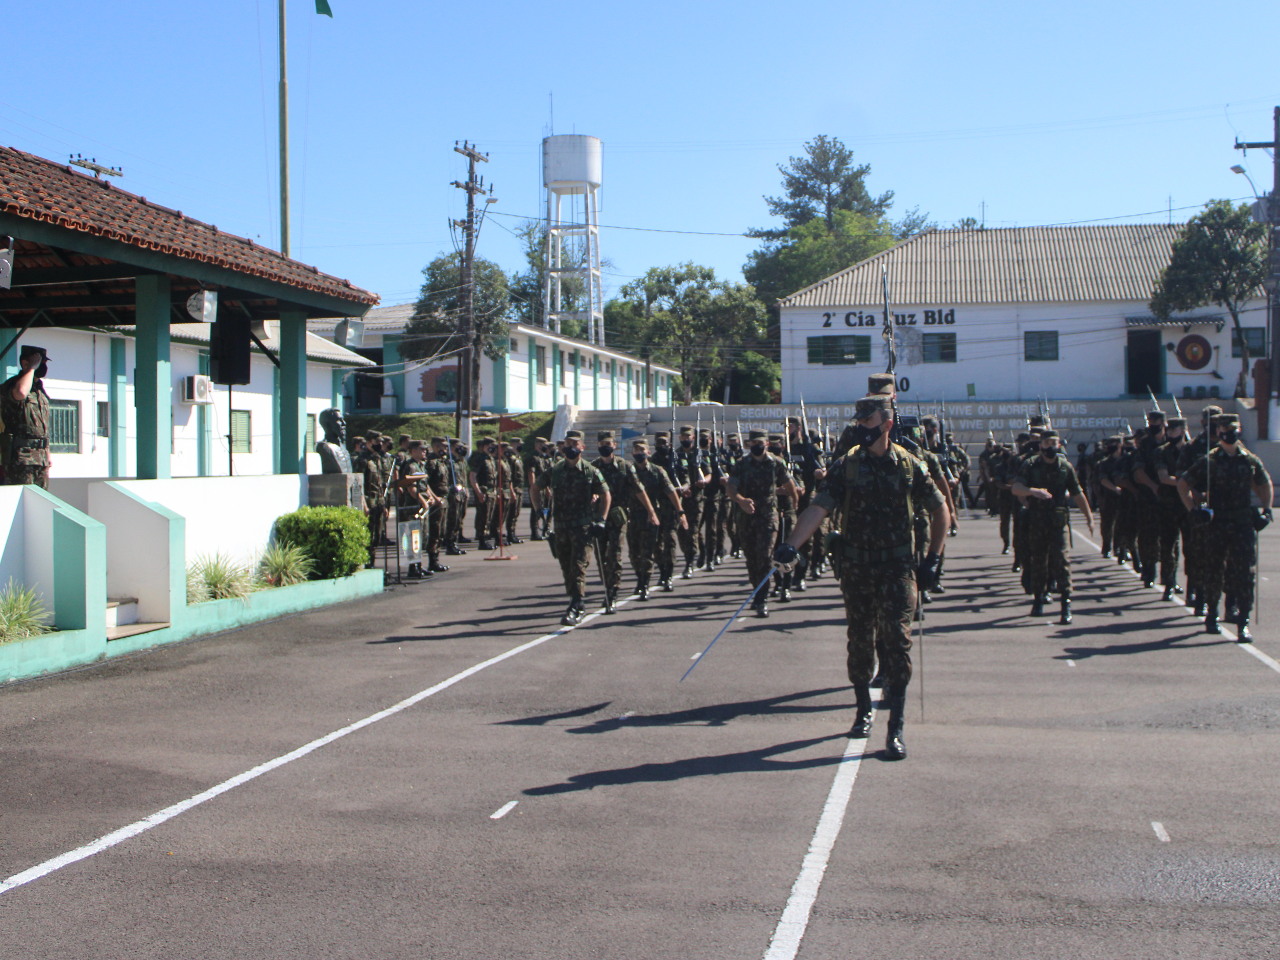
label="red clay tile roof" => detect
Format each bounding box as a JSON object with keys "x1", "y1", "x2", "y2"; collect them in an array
[{"x1": 0, "y1": 145, "x2": 377, "y2": 307}]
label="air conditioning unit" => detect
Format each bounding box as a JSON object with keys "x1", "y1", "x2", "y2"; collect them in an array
[{"x1": 181, "y1": 374, "x2": 214, "y2": 404}]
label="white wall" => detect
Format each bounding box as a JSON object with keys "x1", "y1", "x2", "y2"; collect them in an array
[
  {"x1": 781, "y1": 299, "x2": 1264, "y2": 402},
  {"x1": 0, "y1": 487, "x2": 25, "y2": 594},
  {"x1": 111, "y1": 475, "x2": 306, "y2": 567}
]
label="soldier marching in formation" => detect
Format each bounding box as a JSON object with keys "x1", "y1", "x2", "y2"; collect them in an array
[{"x1": 343, "y1": 380, "x2": 1272, "y2": 763}]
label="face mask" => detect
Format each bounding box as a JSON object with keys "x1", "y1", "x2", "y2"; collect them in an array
[
  {"x1": 768, "y1": 445, "x2": 782, "y2": 455},
  {"x1": 680, "y1": 438, "x2": 693, "y2": 448},
  {"x1": 1041, "y1": 446, "x2": 1059, "y2": 459},
  {"x1": 1221, "y1": 429, "x2": 1240, "y2": 444},
  {"x1": 750, "y1": 443, "x2": 766, "y2": 456},
  {"x1": 633, "y1": 452, "x2": 647, "y2": 463},
  {"x1": 598, "y1": 445, "x2": 613, "y2": 457},
  {"x1": 849, "y1": 423, "x2": 881, "y2": 447},
  {"x1": 564, "y1": 447, "x2": 581, "y2": 460}
]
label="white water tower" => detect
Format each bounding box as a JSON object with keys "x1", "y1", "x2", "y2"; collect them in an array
[{"x1": 542, "y1": 135, "x2": 604, "y2": 344}]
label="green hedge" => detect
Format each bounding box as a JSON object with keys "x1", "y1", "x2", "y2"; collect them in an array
[{"x1": 274, "y1": 506, "x2": 370, "y2": 580}]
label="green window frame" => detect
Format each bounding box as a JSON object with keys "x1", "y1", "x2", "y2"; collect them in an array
[
  {"x1": 1024, "y1": 331, "x2": 1059, "y2": 362},
  {"x1": 1231, "y1": 327, "x2": 1267, "y2": 359},
  {"x1": 230, "y1": 409, "x2": 252, "y2": 453},
  {"x1": 49, "y1": 399, "x2": 80, "y2": 454},
  {"x1": 922, "y1": 332, "x2": 957, "y2": 364},
  {"x1": 96, "y1": 400, "x2": 110, "y2": 438},
  {"x1": 535, "y1": 345, "x2": 548, "y2": 384},
  {"x1": 305, "y1": 413, "x2": 316, "y2": 452},
  {"x1": 806, "y1": 335, "x2": 870, "y2": 365}
]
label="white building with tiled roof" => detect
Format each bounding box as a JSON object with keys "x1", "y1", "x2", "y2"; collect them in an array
[{"x1": 779, "y1": 224, "x2": 1267, "y2": 404}]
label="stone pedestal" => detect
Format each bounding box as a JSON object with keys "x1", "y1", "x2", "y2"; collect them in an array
[{"x1": 308, "y1": 473, "x2": 364, "y2": 509}]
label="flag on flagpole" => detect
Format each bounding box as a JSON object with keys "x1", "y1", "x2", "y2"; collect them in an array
[{"x1": 315, "y1": 0, "x2": 333, "y2": 15}]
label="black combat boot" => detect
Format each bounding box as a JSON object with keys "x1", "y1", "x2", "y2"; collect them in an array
[
  {"x1": 932, "y1": 557, "x2": 946, "y2": 593},
  {"x1": 445, "y1": 542, "x2": 466, "y2": 556},
  {"x1": 1236, "y1": 616, "x2": 1252, "y2": 642},
  {"x1": 1204, "y1": 606, "x2": 1221, "y2": 635},
  {"x1": 604, "y1": 588, "x2": 617, "y2": 615},
  {"x1": 1161, "y1": 583, "x2": 1174, "y2": 602},
  {"x1": 1224, "y1": 595, "x2": 1239, "y2": 624},
  {"x1": 1059, "y1": 595, "x2": 1072, "y2": 625},
  {"x1": 779, "y1": 572, "x2": 792, "y2": 603},
  {"x1": 561, "y1": 597, "x2": 585, "y2": 627},
  {"x1": 682, "y1": 559, "x2": 695, "y2": 580},
  {"x1": 755, "y1": 595, "x2": 769, "y2": 618},
  {"x1": 850, "y1": 684, "x2": 874, "y2": 738},
  {"x1": 637, "y1": 579, "x2": 650, "y2": 601},
  {"x1": 884, "y1": 685, "x2": 907, "y2": 760},
  {"x1": 1030, "y1": 594, "x2": 1045, "y2": 618},
  {"x1": 428, "y1": 555, "x2": 450, "y2": 573}
]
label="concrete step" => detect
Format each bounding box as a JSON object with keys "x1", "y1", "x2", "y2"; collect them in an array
[
  {"x1": 106, "y1": 597, "x2": 139, "y2": 629},
  {"x1": 106, "y1": 621, "x2": 169, "y2": 642}
]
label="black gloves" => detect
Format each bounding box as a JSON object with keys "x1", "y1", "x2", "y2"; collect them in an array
[
  {"x1": 773, "y1": 542, "x2": 798, "y2": 570},
  {"x1": 918, "y1": 552, "x2": 942, "y2": 591}
]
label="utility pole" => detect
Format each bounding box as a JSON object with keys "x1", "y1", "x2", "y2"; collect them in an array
[
  {"x1": 1234, "y1": 106, "x2": 1280, "y2": 437},
  {"x1": 452, "y1": 141, "x2": 492, "y2": 449}
]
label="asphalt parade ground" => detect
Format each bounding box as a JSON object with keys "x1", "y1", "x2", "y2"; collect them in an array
[{"x1": 0, "y1": 512, "x2": 1277, "y2": 959}]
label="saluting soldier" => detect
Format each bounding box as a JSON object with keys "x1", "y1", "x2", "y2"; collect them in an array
[
  {"x1": 627, "y1": 438, "x2": 686, "y2": 598},
  {"x1": 1012, "y1": 429, "x2": 1094, "y2": 624},
  {"x1": 537, "y1": 430, "x2": 610, "y2": 626},
  {"x1": 1178, "y1": 413, "x2": 1273, "y2": 640},
  {"x1": 592, "y1": 431, "x2": 658, "y2": 612},
  {"x1": 729, "y1": 429, "x2": 796, "y2": 618},
  {"x1": 776, "y1": 394, "x2": 947, "y2": 760}
]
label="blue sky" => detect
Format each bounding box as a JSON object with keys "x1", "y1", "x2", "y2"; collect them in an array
[{"x1": 4, "y1": 1, "x2": 1278, "y2": 310}]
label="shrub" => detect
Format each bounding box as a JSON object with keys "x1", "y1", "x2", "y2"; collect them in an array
[
  {"x1": 257, "y1": 541, "x2": 315, "y2": 588},
  {"x1": 0, "y1": 578, "x2": 52, "y2": 642},
  {"x1": 188, "y1": 553, "x2": 255, "y2": 602},
  {"x1": 273, "y1": 506, "x2": 370, "y2": 580}
]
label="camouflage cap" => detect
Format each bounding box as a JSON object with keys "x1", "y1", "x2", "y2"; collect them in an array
[
  {"x1": 1027, "y1": 414, "x2": 1047, "y2": 427},
  {"x1": 597, "y1": 431, "x2": 615, "y2": 442},
  {"x1": 867, "y1": 373, "x2": 896, "y2": 396},
  {"x1": 430, "y1": 435, "x2": 447, "y2": 444},
  {"x1": 787, "y1": 416, "x2": 801, "y2": 426},
  {"x1": 1213, "y1": 413, "x2": 1240, "y2": 427},
  {"x1": 1145, "y1": 410, "x2": 1166, "y2": 422},
  {"x1": 699, "y1": 428, "x2": 712, "y2": 437},
  {"x1": 1040, "y1": 429, "x2": 1059, "y2": 440},
  {"x1": 854, "y1": 395, "x2": 892, "y2": 420},
  {"x1": 534, "y1": 436, "x2": 550, "y2": 444},
  {"x1": 565, "y1": 429, "x2": 584, "y2": 440},
  {"x1": 679, "y1": 424, "x2": 694, "y2": 434},
  {"x1": 768, "y1": 432, "x2": 784, "y2": 443},
  {"x1": 398, "y1": 434, "x2": 412, "y2": 443},
  {"x1": 631, "y1": 437, "x2": 649, "y2": 448},
  {"x1": 921, "y1": 416, "x2": 938, "y2": 426},
  {"x1": 1202, "y1": 404, "x2": 1223, "y2": 420},
  {"x1": 654, "y1": 430, "x2": 671, "y2": 440},
  {"x1": 1166, "y1": 417, "x2": 1186, "y2": 428},
  {"x1": 350, "y1": 435, "x2": 366, "y2": 444},
  {"x1": 727, "y1": 433, "x2": 739, "y2": 440},
  {"x1": 748, "y1": 429, "x2": 767, "y2": 441}
]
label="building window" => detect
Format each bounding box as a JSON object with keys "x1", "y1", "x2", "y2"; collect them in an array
[
  {"x1": 433, "y1": 368, "x2": 458, "y2": 403},
  {"x1": 96, "y1": 400, "x2": 110, "y2": 438},
  {"x1": 49, "y1": 399, "x2": 80, "y2": 454},
  {"x1": 535, "y1": 345, "x2": 548, "y2": 384},
  {"x1": 922, "y1": 332, "x2": 957, "y2": 363},
  {"x1": 806, "y1": 335, "x2": 870, "y2": 365},
  {"x1": 305, "y1": 414, "x2": 316, "y2": 452},
  {"x1": 1232, "y1": 327, "x2": 1267, "y2": 358},
  {"x1": 1024, "y1": 331, "x2": 1059, "y2": 362},
  {"x1": 510, "y1": 337, "x2": 518, "y2": 354},
  {"x1": 231, "y1": 409, "x2": 252, "y2": 453}
]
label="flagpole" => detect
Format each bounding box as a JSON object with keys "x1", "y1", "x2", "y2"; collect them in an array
[{"x1": 278, "y1": 0, "x2": 291, "y2": 258}]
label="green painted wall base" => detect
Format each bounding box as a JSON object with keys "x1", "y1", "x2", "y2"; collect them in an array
[{"x1": 0, "y1": 569, "x2": 385, "y2": 684}]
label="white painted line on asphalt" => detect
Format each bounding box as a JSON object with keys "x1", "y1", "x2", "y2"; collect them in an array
[
  {"x1": 1152, "y1": 821, "x2": 1171, "y2": 842},
  {"x1": 0, "y1": 620, "x2": 586, "y2": 898},
  {"x1": 490, "y1": 801, "x2": 518, "y2": 820},
  {"x1": 763, "y1": 730, "x2": 871, "y2": 960},
  {"x1": 1071, "y1": 525, "x2": 1280, "y2": 677}
]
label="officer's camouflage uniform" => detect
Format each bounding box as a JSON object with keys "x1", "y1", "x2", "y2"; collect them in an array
[
  {"x1": 1133, "y1": 429, "x2": 1167, "y2": 584},
  {"x1": 359, "y1": 449, "x2": 387, "y2": 560},
  {"x1": 1155, "y1": 435, "x2": 1188, "y2": 590},
  {"x1": 501, "y1": 449, "x2": 523, "y2": 544},
  {"x1": 1097, "y1": 449, "x2": 1126, "y2": 556},
  {"x1": 422, "y1": 453, "x2": 451, "y2": 566},
  {"x1": 468, "y1": 446, "x2": 499, "y2": 544},
  {"x1": 699, "y1": 434, "x2": 725, "y2": 567},
  {"x1": 676, "y1": 431, "x2": 705, "y2": 571},
  {"x1": 524, "y1": 444, "x2": 551, "y2": 539},
  {"x1": 815, "y1": 443, "x2": 944, "y2": 691},
  {"x1": 448, "y1": 450, "x2": 470, "y2": 545},
  {"x1": 1182, "y1": 445, "x2": 1269, "y2": 624},
  {"x1": 1, "y1": 373, "x2": 51, "y2": 489},
  {"x1": 537, "y1": 456, "x2": 607, "y2": 602},
  {"x1": 772, "y1": 438, "x2": 803, "y2": 595},
  {"x1": 1177, "y1": 430, "x2": 1214, "y2": 604},
  {"x1": 721, "y1": 441, "x2": 746, "y2": 557},
  {"x1": 1017, "y1": 451, "x2": 1082, "y2": 599}
]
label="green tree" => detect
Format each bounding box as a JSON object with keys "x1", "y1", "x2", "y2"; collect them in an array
[
  {"x1": 1150, "y1": 200, "x2": 1269, "y2": 397},
  {"x1": 402, "y1": 252, "x2": 511, "y2": 407},
  {"x1": 618, "y1": 264, "x2": 767, "y2": 403},
  {"x1": 750, "y1": 135, "x2": 893, "y2": 240}
]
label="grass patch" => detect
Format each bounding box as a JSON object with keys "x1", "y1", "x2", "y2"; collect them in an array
[
  {"x1": 187, "y1": 553, "x2": 255, "y2": 603},
  {"x1": 257, "y1": 541, "x2": 315, "y2": 588},
  {"x1": 0, "y1": 578, "x2": 52, "y2": 642}
]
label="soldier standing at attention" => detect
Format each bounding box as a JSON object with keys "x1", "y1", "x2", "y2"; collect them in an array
[
  {"x1": 501, "y1": 439, "x2": 524, "y2": 545},
  {"x1": 396, "y1": 441, "x2": 444, "y2": 580},
  {"x1": 775, "y1": 395, "x2": 946, "y2": 760},
  {"x1": 420, "y1": 438, "x2": 452, "y2": 575},
  {"x1": 358, "y1": 436, "x2": 388, "y2": 562},
  {"x1": 698, "y1": 428, "x2": 725, "y2": 570},
  {"x1": 722, "y1": 433, "x2": 746, "y2": 559},
  {"x1": 729, "y1": 429, "x2": 796, "y2": 618},
  {"x1": 525, "y1": 437, "x2": 552, "y2": 541},
  {"x1": 1012, "y1": 430, "x2": 1094, "y2": 624},
  {"x1": 1178, "y1": 405, "x2": 1222, "y2": 614},
  {"x1": 1178, "y1": 413, "x2": 1273, "y2": 640},
  {"x1": 537, "y1": 430, "x2": 610, "y2": 626},
  {"x1": 468, "y1": 437, "x2": 499, "y2": 550},
  {"x1": 627, "y1": 438, "x2": 686, "y2": 598},
  {"x1": 2, "y1": 345, "x2": 53, "y2": 488},
  {"x1": 592, "y1": 431, "x2": 658, "y2": 612}
]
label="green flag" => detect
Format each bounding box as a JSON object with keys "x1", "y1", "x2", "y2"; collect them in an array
[{"x1": 315, "y1": 0, "x2": 333, "y2": 15}]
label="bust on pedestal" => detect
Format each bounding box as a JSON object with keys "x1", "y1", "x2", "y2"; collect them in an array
[{"x1": 310, "y1": 407, "x2": 362, "y2": 507}]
